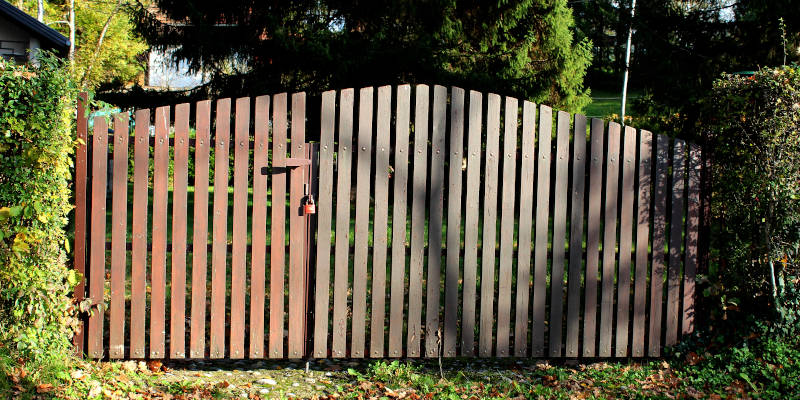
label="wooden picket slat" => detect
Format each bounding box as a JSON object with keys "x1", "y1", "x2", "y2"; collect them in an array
[
  {"x1": 666, "y1": 140, "x2": 686, "y2": 346},
  {"x1": 683, "y1": 145, "x2": 702, "y2": 336},
  {"x1": 632, "y1": 130, "x2": 653, "y2": 357},
  {"x1": 648, "y1": 134, "x2": 670, "y2": 357},
  {"x1": 190, "y1": 101, "x2": 211, "y2": 358},
  {"x1": 443, "y1": 87, "x2": 465, "y2": 357},
  {"x1": 351, "y1": 87, "x2": 373, "y2": 358},
  {"x1": 496, "y1": 96, "x2": 518, "y2": 357},
  {"x1": 73, "y1": 93, "x2": 88, "y2": 355},
  {"x1": 250, "y1": 95, "x2": 270, "y2": 359},
  {"x1": 615, "y1": 125, "x2": 637, "y2": 357},
  {"x1": 598, "y1": 122, "x2": 621, "y2": 357},
  {"x1": 582, "y1": 119, "x2": 604, "y2": 357},
  {"x1": 230, "y1": 97, "x2": 250, "y2": 359},
  {"x1": 109, "y1": 113, "x2": 129, "y2": 359},
  {"x1": 150, "y1": 106, "x2": 170, "y2": 359},
  {"x1": 461, "y1": 91, "x2": 482, "y2": 357},
  {"x1": 479, "y1": 93, "x2": 501, "y2": 357},
  {"x1": 389, "y1": 85, "x2": 411, "y2": 357},
  {"x1": 408, "y1": 84, "x2": 429, "y2": 358},
  {"x1": 210, "y1": 99, "x2": 231, "y2": 359},
  {"x1": 514, "y1": 101, "x2": 536, "y2": 357},
  {"x1": 565, "y1": 114, "x2": 587, "y2": 358},
  {"x1": 270, "y1": 94, "x2": 287, "y2": 359},
  {"x1": 88, "y1": 116, "x2": 108, "y2": 359},
  {"x1": 314, "y1": 91, "x2": 335, "y2": 358},
  {"x1": 288, "y1": 93, "x2": 307, "y2": 358},
  {"x1": 549, "y1": 110, "x2": 571, "y2": 357},
  {"x1": 130, "y1": 109, "x2": 150, "y2": 359},
  {"x1": 332, "y1": 89, "x2": 354, "y2": 358},
  {"x1": 170, "y1": 104, "x2": 189, "y2": 359},
  {"x1": 532, "y1": 105, "x2": 552, "y2": 357},
  {"x1": 370, "y1": 86, "x2": 392, "y2": 357}
]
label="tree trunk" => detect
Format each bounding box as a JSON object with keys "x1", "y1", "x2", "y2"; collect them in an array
[
  {"x1": 68, "y1": 0, "x2": 75, "y2": 63},
  {"x1": 37, "y1": 0, "x2": 44, "y2": 22}
]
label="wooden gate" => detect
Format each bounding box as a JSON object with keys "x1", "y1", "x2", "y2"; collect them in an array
[{"x1": 73, "y1": 84, "x2": 707, "y2": 360}]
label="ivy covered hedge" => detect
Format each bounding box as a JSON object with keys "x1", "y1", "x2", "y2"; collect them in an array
[{"x1": 0, "y1": 56, "x2": 79, "y2": 365}]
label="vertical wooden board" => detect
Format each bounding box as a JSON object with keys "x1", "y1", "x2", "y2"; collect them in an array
[
  {"x1": 270, "y1": 94, "x2": 287, "y2": 358},
  {"x1": 407, "y1": 84, "x2": 429, "y2": 358},
  {"x1": 514, "y1": 101, "x2": 536, "y2": 357},
  {"x1": 565, "y1": 114, "x2": 587, "y2": 358},
  {"x1": 150, "y1": 106, "x2": 170, "y2": 359},
  {"x1": 389, "y1": 85, "x2": 411, "y2": 357},
  {"x1": 88, "y1": 116, "x2": 108, "y2": 358},
  {"x1": 479, "y1": 93, "x2": 501, "y2": 357},
  {"x1": 73, "y1": 93, "x2": 88, "y2": 354},
  {"x1": 666, "y1": 140, "x2": 686, "y2": 346},
  {"x1": 230, "y1": 97, "x2": 250, "y2": 359},
  {"x1": 170, "y1": 104, "x2": 189, "y2": 359},
  {"x1": 288, "y1": 93, "x2": 307, "y2": 358},
  {"x1": 496, "y1": 96, "x2": 518, "y2": 357},
  {"x1": 130, "y1": 109, "x2": 150, "y2": 359},
  {"x1": 250, "y1": 95, "x2": 270, "y2": 358},
  {"x1": 370, "y1": 86, "x2": 391, "y2": 357},
  {"x1": 549, "y1": 110, "x2": 571, "y2": 357},
  {"x1": 461, "y1": 91, "x2": 482, "y2": 357},
  {"x1": 332, "y1": 89, "x2": 354, "y2": 358},
  {"x1": 314, "y1": 91, "x2": 335, "y2": 358},
  {"x1": 682, "y1": 145, "x2": 701, "y2": 336},
  {"x1": 351, "y1": 87, "x2": 373, "y2": 358},
  {"x1": 615, "y1": 125, "x2": 637, "y2": 357},
  {"x1": 109, "y1": 113, "x2": 129, "y2": 359},
  {"x1": 532, "y1": 105, "x2": 552, "y2": 357},
  {"x1": 632, "y1": 130, "x2": 652, "y2": 357},
  {"x1": 425, "y1": 85, "x2": 447, "y2": 358},
  {"x1": 582, "y1": 119, "x2": 605, "y2": 358},
  {"x1": 210, "y1": 99, "x2": 231, "y2": 359},
  {"x1": 599, "y1": 122, "x2": 621, "y2": 358},
  {"x1": 648, "y1": 134, "x2": 669, "y2": 357},
  {"x1": 190, "y1": 101, "x2": 211, "y2": 358},
  {"x1": 443, "y1": 87, "x2": 465, "y2": 357}
]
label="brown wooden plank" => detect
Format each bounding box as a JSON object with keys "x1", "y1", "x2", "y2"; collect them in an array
[
  {"x1": 88, "y1": 116, "x2": 108, "y2": 358},
  {"x1": 170, "y1": 104, "x2": 189, "y2": 359},
  {"x1": 565, "y1": 114, "x2": 587, "y2": 358},
  {"x1": 632, "y1": 130, "x2": 652, "y2": 357},
  {"x1": 351, "y1": 87, "x2": 373, "y2": 358},
  {"x1": 514, "y1": 101, "x2": 536, "y2": 357},
  {"x1": 210, "y1": 99, "x2": 231, "y2": 359},
  {"x1": 73, "y1": 93, "x2": 88, "y2": 355},
  {"x1": 615, "y1": 125, "x2": 637, "y2": 357},
  {"x1": 648, "y1": 134, "x2": 670, "y2": 357},
  {"x1": 479, "y1": 93, "x2": 501, "y2": 357},
  {"x1": 666, "y1": 139, "x2": 686, "y2": 347},
  {"x1": 549, "y1": 110, "x2": 571, "y2": 357},
  {"x1": 130, "y1": 109, "x2": 150, "y2": 358},
  {"x1": 332, "y1": 89, "x2": 354, "y2": 358},
  {"x1": 683, "y1": 145, "x2": 701, "y2": 336},
  {"x1": 250, "y1": 95, "x2": 270, "y2": 358},
  {"x1": 109, "y1": 113, "x2": 129, "y2": 359},
  {"x1": 532, "y1": 104, "x2": 552, "y2": 357},
  {"x1": 461, "y1": 91, "x2": 482, "y2": 357},
  {"x1": 443, "y1": 87, "x2": 465, "y2": 357},
  {"x1": 408, "y1": 84, "x2": 429, "y2": 358},
  {"x1": 424, "y1": 85, "x2": 447, "y2": 358},
  {"x1": 496, "y1": 96, "x2": 518, "y2": 357},
  {"x1": 370, "y1": 85, "x2": 392, "y2": 357},
  {"x1": 582, "y1": 118, "x2": 605, "y2": 358},
  {"x1": 150, "y1": 106, "x2": 170, "y2": 359},
  {"x1": 389, "y1": 85, "x2": 411, "y2": 357},
  {"x1": 269, "y1": 94, "x2": 287, "y2": 358},
  {"x1": 288, "y1": 93, "x2": 307, "y2": 358},
  {"x1": 599, "y1": 122, "x2": 621, "y2": 358},
  {"x1": 190, "y1": 101, "x2": 211, "y2": 358},
  {"x1": 314, "y1": 91, "x2": 335, "y2": 358},
  {"x1": 230, "y1": 97, "x2": 250, "y2": 359}
]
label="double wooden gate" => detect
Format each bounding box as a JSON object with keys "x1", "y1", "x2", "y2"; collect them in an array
[{"x1": 73, "y1": 84, "x2": 707, "y2": 360}]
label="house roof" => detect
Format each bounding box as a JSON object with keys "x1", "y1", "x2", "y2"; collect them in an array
[{"x1": 0, "y1": 0, "x2": 70, "y2": 53}]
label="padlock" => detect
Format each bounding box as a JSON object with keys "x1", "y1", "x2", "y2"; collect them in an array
[{"x1": 303, "y1": 194, "x2": 316, "y2": 215}]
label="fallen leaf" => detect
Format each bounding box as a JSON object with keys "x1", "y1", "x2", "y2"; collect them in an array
[{"x1": 36, "y1": 383, "x2": 53, "y2": 393}]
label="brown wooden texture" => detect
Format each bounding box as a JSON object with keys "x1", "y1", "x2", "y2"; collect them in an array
[
  {"x1": 514, "y1": 101, "x2": 536, "y2": 357},
  {"x1": 582, "y1": 118, "x2": 604, "y2": 357},
  {"x1": 532, "y1": 105, "x2": 552, "y2": 357},
  {"x1": 250, "y1": 95, "x2": 270, "y2": 358},
  {"x1": 190, "y1": 101, "x2": 211, "y2": 358},
  {"x1": 270, "y1": 94, "x2": 288, "y2": 358},
  {"x1": 130, "y1": 109, "x2": 150, "y2": 359},
  {"x1": 666, "y1": 139, "x2": 686, "y2": 347},
  {"x1": 314, "y1": 91, "x2": 335, "y2": 358},
  {"x1": 615, "y1": 125, "x2": 637, "y2": 357},
  {"x1": 599, "y1": 122, "x2": 621, "y2": 358},
  {"x1": 210, "y1": 99, "x2": 231, "y2": 358},
  {"x1": 461, "y1": 90, "x2": 482, "y2": 357},
  {"x1": 549, "y1": 110, "x2": 571, "y2": 357},
  {"x1": 389, "y1": 85, "x2": 411, "y2": 357},
  {"x1": 170, "y1": 104, "x2": 189, "y2": 359},
  {"x1": 332, "y1": 89, "x2": 354, "y2": 358},
  {"x1": 351, "y1": 87, "x2": 373, "y2": 358},
  {"x1": 649, "y1": 134, "x2": 670, "y2": 357},
  {"x1": 632, "y1": 130, "x2": 653, "y2": 357},
  {"x1": 230, "y1": 97, "x2": 250, "y2": 359},
  {"x1": 408, "y1": 84, "x2": 429, "y2": 358},
  {"x1": 565, "y1": 114, "x2": 587, "y2": 358},
  {"x1": 88, "y1": 116, "x2": 108, "y2": 359},
  {"x1": 109, "y1": 113, "x2": 129, "y2": 359},
  {"x1": 479, "y1": 93, "x2": 501, "y2": 357},
  {"x1": 444, "y1": 87, "x2": 465, "y2": 357},
  {"x1": 150, "y1": 106, "x2": 170, "y2": 358},
  {"x1": 683, "y1": 145, "x2": 702, "y2": 336},
  {"x1": 288, "y1": 92, "x2": 307, "y2": 358},
  {"x1": 496, "y1": 96, "x2": 518, "y2": 358},
  {"x1": 73, "y1": 93, "x2": 88, "y2": 355}
]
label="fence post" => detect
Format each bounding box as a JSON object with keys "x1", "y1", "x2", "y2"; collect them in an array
[{"x1": 73, "y1": 92, "x2": 88, "y2": 356}]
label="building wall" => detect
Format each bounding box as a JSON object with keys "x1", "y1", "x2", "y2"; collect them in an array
[{"x1": 0, "y1": 15, "x2": 32, "y2": 63}]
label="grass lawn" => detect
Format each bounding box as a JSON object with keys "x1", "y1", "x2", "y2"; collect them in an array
[{"x1": 584, "y1": 89, "x2": 642, "y2": 119}]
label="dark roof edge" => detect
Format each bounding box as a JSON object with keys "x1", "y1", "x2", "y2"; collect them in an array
[{"x1": 0, "y1": 0, "x2": 70, "y2": 51}]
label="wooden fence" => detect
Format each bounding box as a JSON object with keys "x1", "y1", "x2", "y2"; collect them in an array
[{"x1": 73, "y1": 84, "x2": 707, "y2": 360}]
